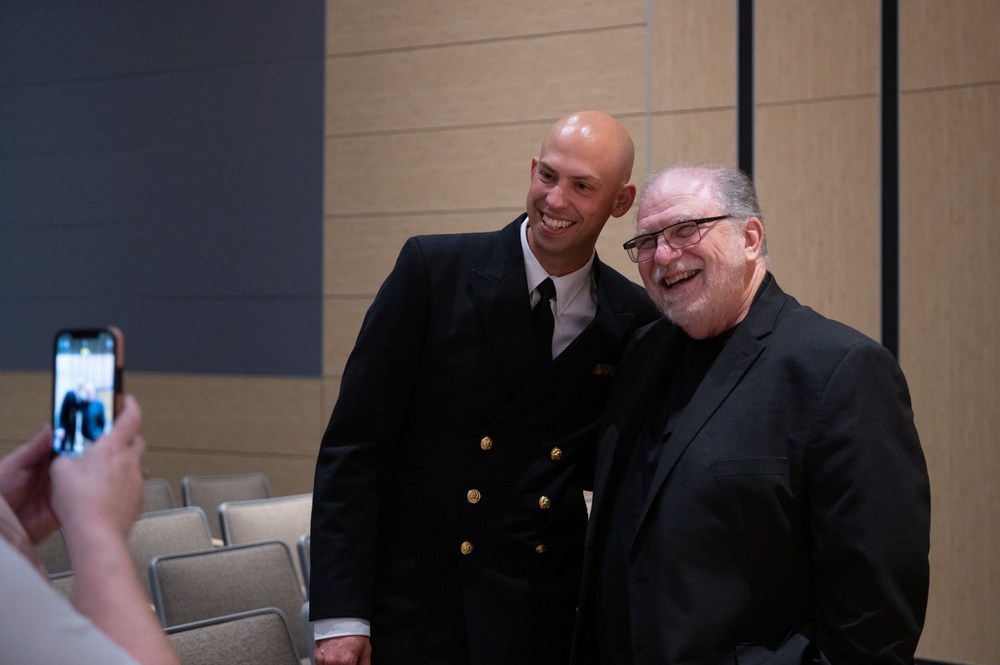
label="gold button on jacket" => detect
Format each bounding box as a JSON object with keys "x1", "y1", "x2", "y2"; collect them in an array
[
  {"x1": 467, "y1": 489, "x2": 481, "y2": 504},
  {"x1": 460, "y1": 541, "x2": 474, "y2": 555},
  {"x1": 480, "y1": 436, "x2": 493, "y2": 450},
  {"x1": 538, "y1": 496, "x2": 552, "y2": 510},
  {"x1": 550, "y1": 447, "x2": 563, "y2": 461},
  {"x1": 535, "y1": 544, "x2": 547, "y2": 554}
]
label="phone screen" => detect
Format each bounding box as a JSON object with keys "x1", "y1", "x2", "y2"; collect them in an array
[{"x1": 52, "y1": 328, "x2": 123, "y2": 456}]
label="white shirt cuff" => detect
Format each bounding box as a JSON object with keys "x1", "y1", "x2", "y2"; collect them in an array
[{"x1": 313, "y1": 617, "x2": 371, "y2": 641}]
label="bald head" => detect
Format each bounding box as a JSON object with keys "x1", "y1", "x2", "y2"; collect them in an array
[{"x1": 543, "y1": 111, "x2": 635, "y2": 187}]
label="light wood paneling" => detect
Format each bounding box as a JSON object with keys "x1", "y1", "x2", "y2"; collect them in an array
[
  {"x1": 755, "y1": 0, "x2": 879, "y2": 103},
  {"x1": 327, "y1": 0, "x2": 645, "y2": 55},
  {"x1": 0, "y1": 371, "x2": 49, "y2": 446},
  {"x1": 328, "y1": 27, "x2": 645, "y2": 135},
  {"x1": 648, "y1": 109, "x2": 737, "y2": 173},
  {"x1": 900, "y1": 0, "x2": 1000, "y2": 91},
  {"x1": 594, "y1": 214, "x2": 646, "y2": 284},
  {"x1": 325, "y1": 211, "x2": 521, "y2": 296},
  {"x1": 327, "y1": 123, "x2": 546, "y2": 216},
  {"x1": 755, "y1": 97, "x2": 880, "y2": 340},
  {"x1": 900, "y1": 83, "x2": 1000, "y2": 664},
  {"x1": 651, "y1": 0, "x2": 736, "y2": 111},
  {"x1": 127, "y1": 374, "x2": 325, "y2": 458}
]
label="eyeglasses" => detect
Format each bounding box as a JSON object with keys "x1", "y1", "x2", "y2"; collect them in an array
[{"x1": 623, "y1": 214, "x2": 731, "y2": 263}]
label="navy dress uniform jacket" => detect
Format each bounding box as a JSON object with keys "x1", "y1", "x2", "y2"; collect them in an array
[
  {"x1": 573, "y1": 275, "x2": 930, "y2": 665},
  {"x1": 311, "y1": 216, "x2": 659, "y2": 665}
]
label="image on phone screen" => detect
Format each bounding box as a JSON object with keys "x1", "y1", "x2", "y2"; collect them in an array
[{"x1": 52, "y1": 329, "x2": 120, "y2": 456}]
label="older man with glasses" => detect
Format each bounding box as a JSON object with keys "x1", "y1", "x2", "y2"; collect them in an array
[{"x1": 572, "y1": 164, "x2": 930, "y2": 665}]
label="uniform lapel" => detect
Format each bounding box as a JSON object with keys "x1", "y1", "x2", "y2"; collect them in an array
[{"x1": 469, "y1": 216, "x2": 537, "y2": 396}]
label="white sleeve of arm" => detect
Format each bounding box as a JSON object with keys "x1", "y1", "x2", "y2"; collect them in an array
[
  {"x1": 0, "y1": 538, "x2": 139, "y2": 665},
  {"x1": 314, "y1": 617, "x2": 371, "y2": 641}
]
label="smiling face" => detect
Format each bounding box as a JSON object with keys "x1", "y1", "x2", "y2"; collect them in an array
[
  {"x1": 525, "y1": 112, "x2": 636, "y2": 276},
  {"x1": 635, "y1": 168, "x2": 766, "y2": 339}
]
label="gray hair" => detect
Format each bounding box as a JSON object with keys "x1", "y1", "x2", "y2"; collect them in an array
[{"x1": 640, "y1": 163, "x2": 768, "y2": 260}]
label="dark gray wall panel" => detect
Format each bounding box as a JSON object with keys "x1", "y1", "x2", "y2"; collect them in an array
[{"x1": 0, "y1": 0, "x2": 324, "y2": 376}]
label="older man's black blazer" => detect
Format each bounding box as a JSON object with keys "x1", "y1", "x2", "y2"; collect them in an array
[
  {"x1": 311, "y1": 216, "x2": 659, "y2": 665},
  {"x1": 574, "y1": 275, "x2": 930, "y2": 665}
]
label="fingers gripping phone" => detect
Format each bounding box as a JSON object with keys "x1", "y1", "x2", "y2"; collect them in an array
[{"x1": 52, "y1": 328, "x2": 124, "y2": 457}]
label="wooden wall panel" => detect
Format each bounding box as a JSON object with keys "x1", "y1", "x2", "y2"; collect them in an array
[
  {"x1": 0, "y1": 372, "x2": 49, "y2": 448},
  {"x1": 648, "y1": 109, "x2": 737, "y2": 173},
  {"x1": 755, "y1": 98, "x2": 880, "y2": 339},
  {"x1": 899, "y1": 4, "x2": 1000, "y2": 661},
  {"x1": 651, "y1": 0, "x2": 737, "y2": 111},
  {"x1": 327, "y1": 123, "x2": 546, "y2": 216},
  {"x1": 900, "y1": 83, "x2": 1000, "y2": 664},
  {"x1": 594, "y1": 214, "x2": 646, "y2": 284},
  {"x1": 325, "y1": 212, "x2": 518, "y2": 296},
  {"x1": 327, "y1": 0, "x2": 644, "y2": 54},
  {"x1": 127, "y1": 374, "x2": 324, "y2": 457},
  {"x1": 755, "y1": 0, "x2": 879, "y2": 103},
  {"x1": 900, "y1": 0, "x2": 1000, "y2": 90},
  {"x1": 328, "y1": 27, "x2": 645, "y2": 134}
]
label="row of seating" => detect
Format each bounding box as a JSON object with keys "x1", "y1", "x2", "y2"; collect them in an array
[
  {"x1": 145, "y1": 472, "x2": 275, "y2": 541},
  {"x1": 38, "y1": 472, "x2": 292, "y2": 576},
  {"x1": 150, "y1": 539, "x2": 311, "y2": 661},
  {"x1": 40, "y1": 472, "x2": 315, "y2": 665}
]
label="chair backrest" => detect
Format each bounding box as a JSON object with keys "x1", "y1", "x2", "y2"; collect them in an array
[
  {"x1": 49, "y1": 570, "x2": 75, "y2": 603},
  {"x1": 36, "y1": 529, "x2": 71, "y2": 575},
  {"x1": 149, "y1": 540, "x2": 307, "y2": 659},
  {"x1": 128, "y1": 506, "x2": 214, "y2": 597},
  {"x1": 166, "y1": 608, "x2": 300, "y2": 665},
  {"x1": 143, "y1": 477, "x2": 177, "y2": 513},
  {"x1": 301, "y1": 600, "x2": 314, "y2": 663},
  {"x1": 297, "y1": 533, "x2": 310, "y2": 590},
  {"x1": 182, "y1": 473, "x2": 272, "y2": 540},
  {"x1": 219, "y1": 493, "x2": 311, "y2": 591}
]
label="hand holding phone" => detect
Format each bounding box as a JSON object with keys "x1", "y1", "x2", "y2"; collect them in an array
[{"x1": 52, "y1": 328, "x2": 124, "y2": 457}]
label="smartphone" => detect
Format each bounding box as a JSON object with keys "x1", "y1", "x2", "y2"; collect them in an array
[{"x1": 52, "y1": 328, "x2": 124, "y2": 457}]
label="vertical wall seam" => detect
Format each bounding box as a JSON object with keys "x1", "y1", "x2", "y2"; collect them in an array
[
  {"x1": 881, "y1": 0, "x2": 900, "y2": 358},
  {"x1": 737, "y1": 0, "x2": 754, "y2": 179},
  {"x1": 645, "y1": 0, "x2": 654, "y2": 176}
]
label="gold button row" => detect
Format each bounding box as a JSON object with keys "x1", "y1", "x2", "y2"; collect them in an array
[
  {"x1": 460, "y1": 541, "x2": 546, "y2": 555},
  {"x1": 479, "y1": 437, "x2": 562, "y2": 463}
]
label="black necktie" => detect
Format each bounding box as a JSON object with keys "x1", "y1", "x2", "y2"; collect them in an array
[{"x1": 533, "y1": 278, "x2": 556, "y2": 368}]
